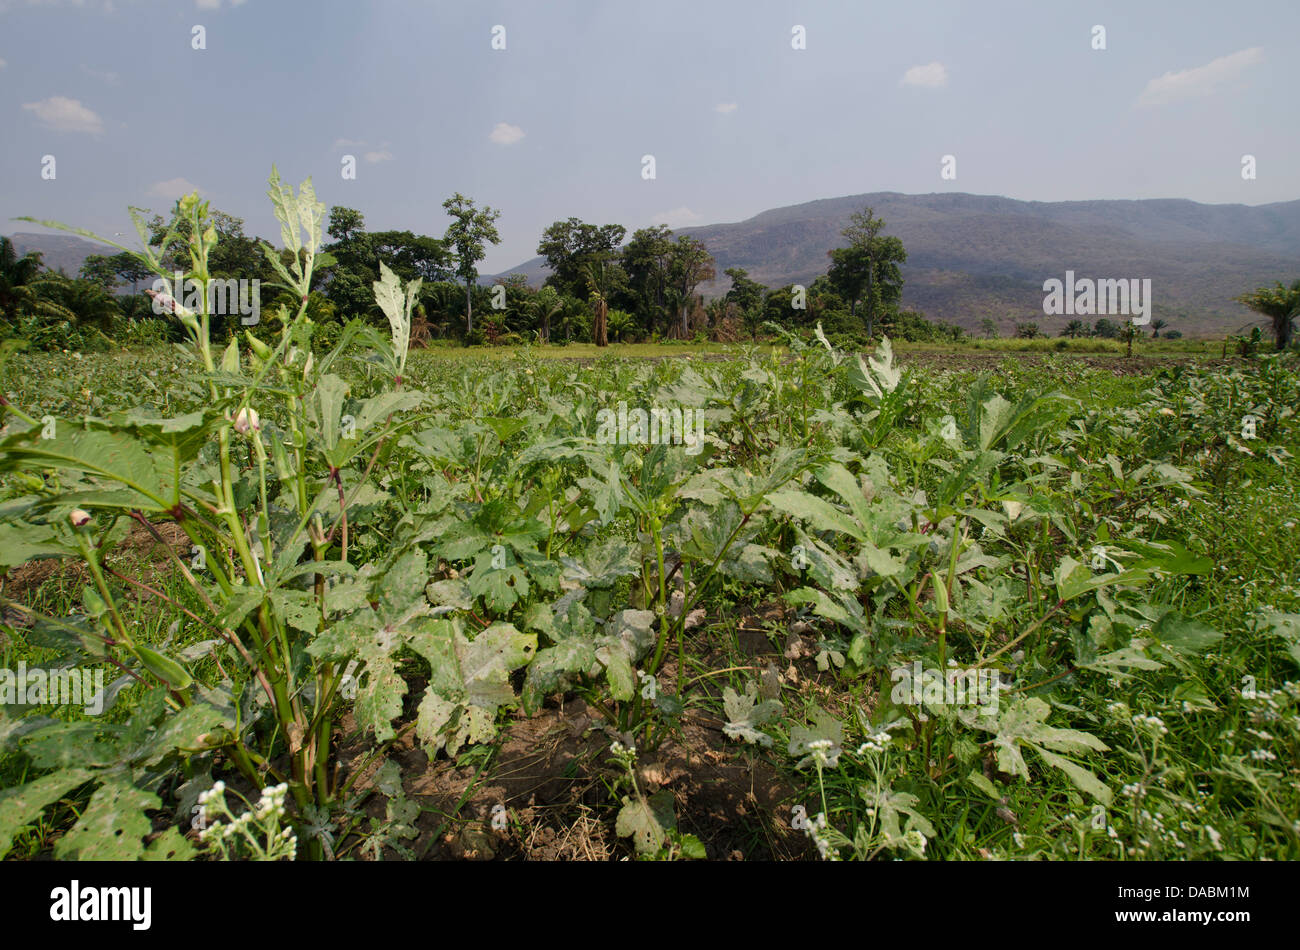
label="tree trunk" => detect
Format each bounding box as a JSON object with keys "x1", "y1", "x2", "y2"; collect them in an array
[
  {"x1": 465, "y1": 281, "x2": 473, "y2": 335},
  {"x1": 1276, "y1": 313, "x2": 1294, "y2": 351},
  {"x1": 595, "y1": 299, "x2": 608, "y2": 347}
]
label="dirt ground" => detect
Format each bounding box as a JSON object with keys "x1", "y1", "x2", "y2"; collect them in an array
[{"x1": 338, "y1": 605, "x2": 827, "y2": 861}]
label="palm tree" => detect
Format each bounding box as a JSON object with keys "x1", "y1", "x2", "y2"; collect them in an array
[
  {"x1": 1150, "y1": 318, "x2": 1168, "y2": 339},
  {"x1": 531, "y1": 285, "x2": 563, "y2": 344},
  {"x1": 1120, "y1": 321, "x2": 1138, "y2": 358},
  {"x1": 29, "y1": 274, "x2": 120, "y2": 335},
  {"x1": 0, "y1": 237, "x2": 45, "y2": 323},
  {"x1": 606, "y1": 308, "x2": 634, "y2": 343},
  {"x1": 1236, "y1": 279, "x2": 1300, "y2": 351},
  {"x1": 1061, "y1": 319, "x2": 1088, "y2": 338},
  {"x1": 583, "y1": 258, "x2": 613, "y2": 347}
]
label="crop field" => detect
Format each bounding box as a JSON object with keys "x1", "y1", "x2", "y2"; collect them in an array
[{"x1": 1, "y1": 183, "x2": 1298, "y2": 865}]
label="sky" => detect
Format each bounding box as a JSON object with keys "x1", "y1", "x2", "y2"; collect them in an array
[{"x1": 2, "y1": 0, "x2": 1297, "y2": 273}]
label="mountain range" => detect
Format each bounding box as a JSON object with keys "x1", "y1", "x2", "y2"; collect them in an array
[
  {"x1": 495, "y1": 192, "x2": 1300, "y2": 336},
  {"x1": 10, "y1": 190, "x2": 1300, "y2": 336}
]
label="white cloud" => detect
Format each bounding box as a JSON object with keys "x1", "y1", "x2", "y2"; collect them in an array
[
  {"x1": 900, "y1": 61, "x2": 948, "y2": 88},
  {"x1": 331, "y1": 137, "x2": 365, "y2": 149},
  {"x1": 0, "y1": 58, "x2": 7, "y2": 69},
  {"x1": 363, "y1": 149, "x2": 393, "y2": 164},
  {"x1": 714, "y1": 102, "x2": 738, "y2": 114},
  {"x1": 81, "y1": 64, "x2": 118, "y2": 83},
  {"x1": 147, "y1": 177, "x2": 203, "y2": 200},
  {"x1": 195, "y1": 0, "x2": 248, "y2": 9},
  {"x1": 1136, "y1": 47, "x2": 1264, "y2": 107},
  {"x1": 489, "y1": 122, "x2": 525, "y2": 146},
  {"x1": 21, "y1": 96, "x2": 104, "y2": 134},
  {"x1": 650, "y1": 207, "x2": 703, "y2": 228}
]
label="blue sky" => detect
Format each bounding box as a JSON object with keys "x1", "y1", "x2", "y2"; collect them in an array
[{"x1": 2, "y1": 0, "x2": 1296, "y2": 272}]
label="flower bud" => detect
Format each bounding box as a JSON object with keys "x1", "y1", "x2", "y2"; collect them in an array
[
  {"x1": 69, "y1": 508, "x2": 92, "y2": 528},
  {"x1": 234, "y1": 407, "x2": 261, "y2": 434}
]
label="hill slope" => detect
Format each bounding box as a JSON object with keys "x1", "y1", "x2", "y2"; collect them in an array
[
  {"x1": 7, "y1": 232, "x2": 114, "y2": 280},
  {"x1": 494, "y1": 193, "x2": 1300, "y2": 335}
]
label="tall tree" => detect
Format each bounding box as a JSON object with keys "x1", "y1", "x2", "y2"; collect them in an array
[
  {"x1": 668, "y1": 236, "x2": 714, "y2": 337},
  {"x1": 724, "y1": 266, "x2": 767, "y2": 339},
  {"x1": 443, "y1": 193, "x2": 501, "y2": 335},
  {"x1": 327, "y1": 206, "x2": 366, "y2": 243},
  {"x1": 1236, "y1": 279, "x2": 1300, "y2": 351},
  {"x1": 582, "y1": 255, "x2": 623, "y2": 347},
  {"x1": 537, "y1": 218, "x2": 627, "y2": 300},
  {"x1": 827, "y1": 206, "x2": 907, "y2": 337},
  {"x1": 0, "y1": 237, "x2": 45, "y2": 322},
  {"x1": 621, "y1": 225, "x2": 673, "y2": 334}
]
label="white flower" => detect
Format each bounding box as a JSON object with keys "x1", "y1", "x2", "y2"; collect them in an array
[
  {"x1": 69, "y1": 508, "x2": 92, "y2": 528},
  {"x1": 234, "y1": 406, "x2": 261, "y2": 434}
]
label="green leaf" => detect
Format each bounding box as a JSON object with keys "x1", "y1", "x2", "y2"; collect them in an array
[
  {"x1": 142, "y1": 825, "x2": 198, "y2": 861},
  {"x1": 616, "y1": 790, "x2": 676, "y2": 855},
  {"x1": 1257, "y1": 610, "x2": 1300, "y2": 667},
  {"x1": 54, "y1": 774, "x2": 159, "y2": 860},
  {"x1": 1151, "y1": 613, "x2": 1223, "y2": 656},
  {"x1": 0, "y1": 768, "x2": 95, "y2": 858},
  {"x1": 722, "y1": 684, "x2": 783, "y2": 746}
]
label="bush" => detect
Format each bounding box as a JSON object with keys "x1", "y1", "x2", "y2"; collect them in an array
[
  {"x1": 116, "y1": 317, "x2": 176, "y2": 348},
  {"x1": 311, "y1": 319, "x2": 344, "y2": 351}
]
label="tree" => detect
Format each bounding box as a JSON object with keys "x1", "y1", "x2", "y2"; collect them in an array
[
  {"x1": 667, "y1": 236, "x2": 714, "y2": 337},
  {"x1": 327, "y1": 206, "x2": 366, "y2": 243},
  {"x1": 0, "y1": 237, "x2": 45, "y2": 322},
  {"x1": 1236, "y1": 279, "x2": 1300, "y2": 351},
  {"x1": 28, "y1": 272, "x2": 120, "y2": 335},
  {"x1": 442, "y1": 193, "x2": 502, "y2": 335},
  {"x1": 1014, "y1": 322, "x2": 1041, "y2": 339},
  {"x1": 827, "y1": 206, "x2": 906, "y2": 337},
  {"x1": 531, "y1": 285, "x2": 563, "y2": 343},
  {"x1": 724, "y1": 266, "x2": 767, "y2": 339},
  {"x1": 583, "y1": 255, "x2": 622, "y2": 347},
  {"x1": 979, "y1": 317, "x2": 999, "y2": 339},
  {"x1": 1120, "y1": 321, "x2": 1139, "y2": 358},
  {"x1": 1093, "y1": 318, "x2": 1119, "y2": 339},
  {"x1": 537, "y1": 218, "x2": 626, "y2": 300},
  {"x1": 147, "y1": 204, "x2": 265, "y2": 283},
  {"x1": 620, "y1": 225, "x2": 673, "y2": 334},
  {"x1": 1061, "y1": 319, "x2": 1088, "y2": 338},
  {"x1": 322, "y1": 208, "x2": 452, "y2": 323},
  {"x1": 1150, "y1": 318, "x2": 1168, "y2": 339}
]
